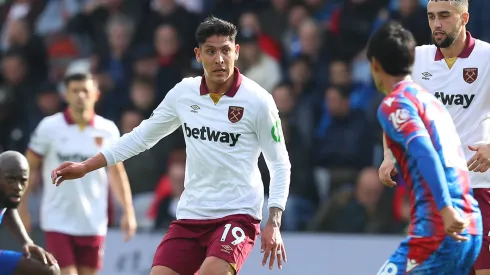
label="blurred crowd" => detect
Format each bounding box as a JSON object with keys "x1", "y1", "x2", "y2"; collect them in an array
[{"x1": 1, "y1": 0, "x2": 490, "y2": 234}]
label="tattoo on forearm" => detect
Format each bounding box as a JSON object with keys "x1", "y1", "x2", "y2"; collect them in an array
[{"x1": 268, "y1": 207, "x2": 283, "y2": 227}]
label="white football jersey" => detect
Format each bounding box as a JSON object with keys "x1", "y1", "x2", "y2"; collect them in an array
[
  {"x1": 412, "y1": 32, "x2": 490, "y2": 188},
  {"x1": 28, "y1": 111, "x2": 120, "y2": 235},
  {"x1": 101, "y1": 67, "x2": 291, "y2": 220}
]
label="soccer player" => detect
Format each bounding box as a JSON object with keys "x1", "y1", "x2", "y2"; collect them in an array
[
  {"x1": 370, "y1": 21, "x2": 482, "y2": 274},
  {"x1": 50, "y1": 16, "x2": 291, "y2": 275},
  {"x1": 0, "y1": 150, "x2": 60, "y2": 275},
  {"x1": 18, "y1": 73, "x2": 137, "y2": 275},
  {"x1": 379, "y1": 1, "x2": 490, "y2": 274}
]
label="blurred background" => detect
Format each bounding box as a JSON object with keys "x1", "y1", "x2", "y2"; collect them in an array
[{"x1": 0, "y1": 0, "x2": 489, "y2": 274}]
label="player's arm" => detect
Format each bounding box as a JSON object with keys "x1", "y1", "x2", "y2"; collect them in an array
[
  {"x1": 379, "y1": 99, "x2": 452, "y2": 211},
  {"x1": 256, "y1": 94, "x2": 291, "y2": 226},
  {"x1": 3, "y1": 209, "x2": 34, "y2": 246},
  {"x1": 66, "y1": 88, "x2": 182, "y2": 176},
  {"x1": 107, "y1": 163, "x2": 134, "y2": 215},
  {"x1": 17, "y1": 150, "x2": 42, "y2": 231}
]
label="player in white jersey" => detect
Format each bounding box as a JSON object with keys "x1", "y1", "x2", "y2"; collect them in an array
[
  {"x1": 50, "y1": 16, "x2": 291, "y2": 275},
  {"x1": 18, "y1": 73, "x2": 137, "y2": 275},
  {"x1": 379, "y1": 1, "x2": 490, "y2": 274}
]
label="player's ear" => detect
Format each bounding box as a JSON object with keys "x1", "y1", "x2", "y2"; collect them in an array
[
  {"x1": 371, "y1": 57, "x2": 381, "y2": 73},
  {"x1": 194, "y1": 47, "x2": 201, "y2": 63},
  {"x1": 461, "y1": 12, "x2": 469, "y2": 25},
  {"x1": 235, "y1": 44, "x2": 240, "y2": 60}
]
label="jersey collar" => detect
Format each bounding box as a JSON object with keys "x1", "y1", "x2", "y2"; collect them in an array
[
  {"x1": 434, "y1": 31, "x2": 476, "y2": 61},
  {"x1": 63, "y1": 109, "x2": 95, "y2": 126},
  {"x1": 200, "y1": 66, "x2": 242, "y2": 97}
]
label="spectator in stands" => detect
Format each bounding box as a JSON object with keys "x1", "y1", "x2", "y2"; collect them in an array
[
  {"x1": 128, "y1": 77, "x2": 157, "y2": 118},
  {"x1": 312, "y1": 85, "x2": 374, "y2": 188},
  {"x1": 389, "y1": 0, "x2": 431, "y2": 45},
  {"x1": 154, "y1": 24, "x2": 187, "y2": 101},
  {"x1": 236, "y1": 31, "x2": 282, "y2": 92},
  {"x1": 238, "y1": 11, "x2": 282, "y2": 60},
  {"x1": 308, "y1": 167, "x2": 387, "y2": 233},
  {"x1": 272, "y1": 84, "x2": 318, "y2": 231}
]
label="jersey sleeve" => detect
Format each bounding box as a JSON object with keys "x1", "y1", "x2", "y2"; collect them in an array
[
  {"x1": 27, "y1": 118, "x2": 51, "y2": 157},
  {"x1": 101, "y1": 85, "x2": 181, "y2": 166},
  {"x1": 255, "y1": 94, "x2": 291, "y2": 211},
  {"x1": 377, "y1": 95, "x2": 429, "y2": 149}
]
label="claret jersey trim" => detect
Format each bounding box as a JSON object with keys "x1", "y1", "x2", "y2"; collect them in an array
[
  {"x1": 434, "y1": 31, "x2": 475, "y2": 61},
  {"x1": 200, "y1": 67, "x2": 243, "y2": 97}
]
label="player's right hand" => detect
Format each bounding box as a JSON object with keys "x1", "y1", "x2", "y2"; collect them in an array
[
  {"x1": 51, "y1": 162, "x2": 87, "y2": 186},
  {"x1": 441, "y1": 206, "x2": 470, "y2": 242},
  {"x1": 379, "y1": 157, "x2": 398, "y2": 187}
]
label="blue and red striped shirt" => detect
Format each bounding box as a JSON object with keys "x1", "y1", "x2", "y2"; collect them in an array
[{"x1": 378, "y1": 80, "x2": 481, "y2": 237}]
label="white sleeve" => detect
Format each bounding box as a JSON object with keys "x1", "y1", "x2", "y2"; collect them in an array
[
  {"x1": 255, "y1": 94, "x2": 291, "y2": 211},
  {"x1": 28, "y1": 119, "x2": 51, "y2": 157},
  {"x1": 101, "y1": 87, "x2": 181, "y2": 166}
]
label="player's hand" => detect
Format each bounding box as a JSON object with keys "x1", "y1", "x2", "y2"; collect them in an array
[
  {"x1": 441, "y1": 206, "x2": 470, "y2": 242},
  {"x1": 260, "y1": 221, "x2": 287, "y2": 270},
  {"x1": 379, "y1": 157, "x2": 398, "y2": 187},
  {"x1": 51, "y1": 162, "x2": 88, "y2": 186},
  {"x1": 22, "y1": 243, "x2": 57, "y2": 265},
  {"x1": 120, "y1": 209, "x2": 137, "y2": 242},
  {"x1": 467, "y1": 144, "x2": 490, "y2": 172}
]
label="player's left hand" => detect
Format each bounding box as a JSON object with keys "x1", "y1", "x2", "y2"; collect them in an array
[
  {"x1": 22, "y1": 243, "x2": 57, "y2": 266},
  {"x1": 467, "y1": 144, "x2": 490, "y2": 172},
  {"x1": 120, "y1": 209, "x2": 137, "y2": 242},
  {"x1": 260, "y1": 222, "x2": 287, "y2": 270}
]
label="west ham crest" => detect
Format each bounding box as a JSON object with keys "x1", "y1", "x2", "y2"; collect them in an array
[
  {"x1": 463, "y1": 68, "x2": 478, "y2": 84},
  {"x1": 228, "y1": 106, "x2": 244, "y2": 123},
  {"x1": 94, "y1": 136, "x2": 103, "y2": 147}
]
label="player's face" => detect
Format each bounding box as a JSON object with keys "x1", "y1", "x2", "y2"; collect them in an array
[
  {"x1": 64, "y1": 79, "x2": 100, "y2": 112},
  {"x1": 369, "y1": 58, "x2": 387, "y2": 94},
  {"x1": 194, "y1": 35, "x2": 240, "y2": 85},
  {"x1": 427, "y1": 1, "x2": 468, "y2": 48},
  {"x1": 0, "y1": 167, "x2": 28, "y2": 209}
]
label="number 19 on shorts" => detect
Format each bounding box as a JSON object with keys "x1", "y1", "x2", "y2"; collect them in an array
[{"x1": 221, "y1": 224, "x2": 246, "y2": 246}]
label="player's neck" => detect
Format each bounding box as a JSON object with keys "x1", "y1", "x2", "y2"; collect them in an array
[
  {"x1": 67, "y1": 108, "x2": 94, "y2": 125},
  {"x1": 205, "y1": 74, "x2": 234, "y2": 95},
  {"x1": 385, "y1": 75, "x2": 411, "y2": 94},
  {"x1": 440, "y1": 30, "x2": 467, "y2": 58}
]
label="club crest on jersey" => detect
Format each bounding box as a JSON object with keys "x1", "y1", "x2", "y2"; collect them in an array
[
  {"x1": 228, "y1": 106, "x2": 244, "y2": 123},
  {"x1": 94, "y1": 136, "x2": 103, "y2": 147},
  {"x1": 463, "y1": 68, "x2": 478, "y2": 84}
]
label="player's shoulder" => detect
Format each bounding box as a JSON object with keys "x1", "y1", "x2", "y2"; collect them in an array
[
  {"x1": 239, "y1": 75, "x2": 274, "y2": 105},
  {"x1": 36, "y1": 112, "x2": 66, "y2": 130},
  {"x1": 415, "y1": 44, "x2": 437, "y2": 58},
  {"x1": 167, "y1": 76, "x2": 201, "y2": 98},
  {"x1": 473, "y1": 38, "x2": 490, "y2": 54},
  {"x1": 93, "y1": 114, "x2": 118, "y2": 129}
]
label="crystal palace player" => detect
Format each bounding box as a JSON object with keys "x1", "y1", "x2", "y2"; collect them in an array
[
  {"x1": 0, "y1": 151, "x2": 59, "y2": 275},
  {"x1": 379, "y1": 1, "x2": 490, "y2": 274},
  {"x1": 370, "y1": 21, "x2": 482, "y2": 274},
  {"x1": 50, "y1": 17, "x2": 291, "y2": 275}
]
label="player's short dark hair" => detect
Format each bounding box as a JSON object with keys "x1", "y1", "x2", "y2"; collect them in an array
[
  {"x1": 195, "y1": 16, "x2": 237, "y2": 46},
  {"x1": 63, "y1": 72, "x2": 94, "y2": 87},
  {"x1": 366, "y1": 21, "x2": 416, "y2": 77}
]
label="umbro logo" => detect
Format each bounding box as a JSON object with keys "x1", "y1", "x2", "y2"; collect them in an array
[
  {"x1": 190, "y1": 105, "x2": 200, "y2": 113},
  {"x1": 422, "y1": 72, "x2": 432, "y2": 80}
]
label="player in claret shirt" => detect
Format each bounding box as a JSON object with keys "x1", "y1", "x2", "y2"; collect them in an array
[
  {"x1": 379, "y1": 1, "x2": 490, "y2": 274},
  {"x1": 369, "y1": 21, "x2": 482, "y2": 275},
  {"x1": 51, "y1": 16, "x2": 291, "y2": 275}
]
